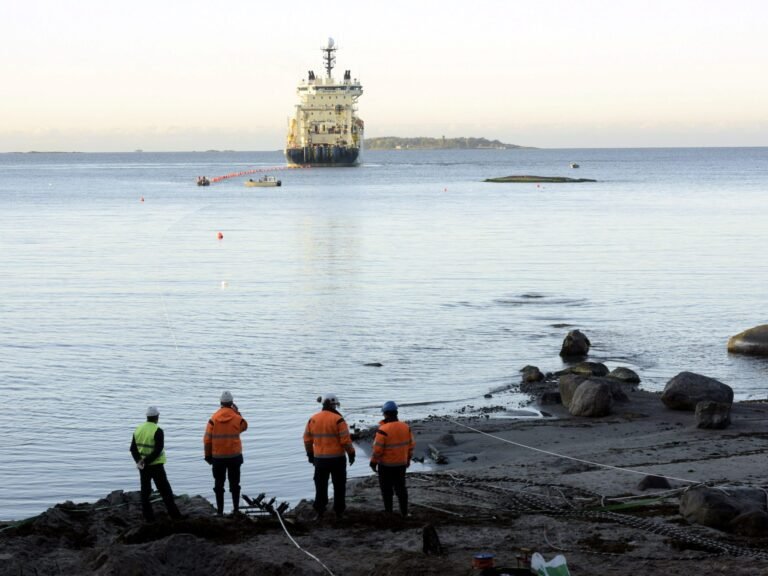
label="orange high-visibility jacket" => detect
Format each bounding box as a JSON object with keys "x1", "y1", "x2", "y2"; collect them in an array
[
  {"x1": 303, "y1": 409, "x2": 355, "y2": 459},
  {"x1": 370, "y1": 419, "x2": 415, "y2": 467},
  {"x1": 204, "y1": 406, "x2": 248, "y2": 460}
]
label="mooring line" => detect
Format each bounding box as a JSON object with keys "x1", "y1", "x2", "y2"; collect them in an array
[
  {"x1": 444, "y1": 417, "x2": 703, "y2": 485},
  {"x1": 274, "y1": 508, "x2": 336, "y2": 576}
]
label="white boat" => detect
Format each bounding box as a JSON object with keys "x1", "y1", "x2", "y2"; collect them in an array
[{"x1": 245, "y1": 176, "x2": 282, "y2": 187}]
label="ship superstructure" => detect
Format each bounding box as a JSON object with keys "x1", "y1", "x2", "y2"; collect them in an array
[{"x1": 285, "y1": 38, "x2": 364, "y2": 166}]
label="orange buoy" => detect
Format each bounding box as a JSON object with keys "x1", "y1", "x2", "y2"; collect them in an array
[
  {"x1": 217, "y1": 232, "x2": 224, "y2": 240},
  {"x1": 140, "y1": 196, "x2": 144, "y2": 202}
]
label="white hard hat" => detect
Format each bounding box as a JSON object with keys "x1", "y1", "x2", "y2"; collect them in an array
[
  {"x1": 146, "y1": 406, "x2": 159, "y2": 417},
  {"x1": 318, "y1": 393, "x2": 339, "y2": 407},
  {"x1": 220, "y1": 390, "x2": 234, "y2": 403}
]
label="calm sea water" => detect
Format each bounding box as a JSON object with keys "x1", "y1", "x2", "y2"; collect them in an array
[{"x1": 2, "y1": 147, "x2": 767, "y2": 520}]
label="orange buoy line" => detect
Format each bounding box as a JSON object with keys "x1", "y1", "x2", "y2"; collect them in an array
[{"x1": 206, "y1": 165, "x2": 307, "y2": 184}]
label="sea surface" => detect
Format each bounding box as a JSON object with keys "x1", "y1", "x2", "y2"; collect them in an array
[{"x1": 2, "y1": 147, "x2": 767, "y2": 520}]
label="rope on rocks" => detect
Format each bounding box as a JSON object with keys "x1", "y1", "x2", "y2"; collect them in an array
[
  {"x1": 412, "y1": 472, "x2": 768, "y2": 560},
  {"x1": 444, "y1": 417, "x2": 703, "y2": 485},
  {"x1": 274, "y1": 508, "x2": 336, "y2": 576}
]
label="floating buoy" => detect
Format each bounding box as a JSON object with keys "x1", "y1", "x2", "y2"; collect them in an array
[
  {"x1": 217, "y1": 232, "x2": 224, "y2": 240},
  {"x1": 140, "y1": 196, "x2": 144, "y2": 202},
  {"x1": 221, "y1": 281, "x2": 228, "y2": 289},
  {"x1": 444, "y1": 187, "x2": 447, "y2": 192}
]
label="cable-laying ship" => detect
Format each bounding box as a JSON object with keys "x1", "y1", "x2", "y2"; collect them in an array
[{"x1": 285, "y1": 38, "x2": 364, "y2": 167}]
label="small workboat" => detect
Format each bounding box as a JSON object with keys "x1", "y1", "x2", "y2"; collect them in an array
[
  {"x1": 570, "y1": 163, "x2": 580, "y2": 169},
  {"x1": 197, "y1": 176, "x2": 210, "y2": 186},
  {"x1": 245, "y1": 176, "x2": 282, "y2": 187}
]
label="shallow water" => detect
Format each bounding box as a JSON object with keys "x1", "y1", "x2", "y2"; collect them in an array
[{"x1": 2, "y1": 147, "x2": 767, "y2": 520}]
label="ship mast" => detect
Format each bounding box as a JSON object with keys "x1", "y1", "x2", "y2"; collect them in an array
[{"x1": 322, "y1": 37, "x2": 336, "y2": 78}]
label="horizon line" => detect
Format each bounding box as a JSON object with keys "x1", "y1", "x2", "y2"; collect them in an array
[{"x1": 3, "y1": 145, "x2": 767, "y2": 155}]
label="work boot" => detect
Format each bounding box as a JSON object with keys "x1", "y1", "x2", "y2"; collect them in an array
[
  {"x1": 215, "y1": 491, "x2": 225, "y2": 516},
  {"x1": 231, "y1": 489, "x2": 240, "y2": 514}
]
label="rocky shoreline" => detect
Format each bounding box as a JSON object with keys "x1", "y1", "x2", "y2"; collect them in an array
[{"x1": 3, "y1": 335, "x2": 768, "y2": 575}]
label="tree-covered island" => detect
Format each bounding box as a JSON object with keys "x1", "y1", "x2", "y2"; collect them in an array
[{"x1": 364, "y1": 136, "x2": 530, "y2": 150}]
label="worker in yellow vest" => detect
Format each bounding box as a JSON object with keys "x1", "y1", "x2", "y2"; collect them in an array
[
  {"x1": 130, "y1": 406, "x2": 182, "y2": 522},
  {"x1": 303, "y1": 393, "x2": 356, "y2": 519}
]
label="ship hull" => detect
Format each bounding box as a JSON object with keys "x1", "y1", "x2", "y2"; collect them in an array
[{"x1": 285, "y1": 145, "x2": 360, "y2": 167}]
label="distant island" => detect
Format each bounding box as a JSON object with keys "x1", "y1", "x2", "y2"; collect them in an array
[
  {"x1": 485, "y1": 175, "x2": 597, "y2": 183},
  {"x1": 364, "y1": 137, "x2": 530, "y2": 150}
]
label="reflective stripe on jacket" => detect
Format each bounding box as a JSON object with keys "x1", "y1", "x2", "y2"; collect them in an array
[
  {"x1": 303, "y1": 408, "x2": 355, "y2": 459},
  {"x1": 204, "y1": 406, "x2": 247, "y2": 459},
  {"x1": 134, "y1": 422, "x2": 166, "y2": 465},
  {"x1": 371, "y1": 419, "x2": 414, "y2": 467}
]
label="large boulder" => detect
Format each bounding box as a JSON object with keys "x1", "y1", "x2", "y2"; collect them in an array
[
  {"x1": 661, "y1": 371, "x2": 733, "y2": 411},
  {"x1": 520, "y1": 365, "x2": 545, "y2": 383},
  {"x1": 607, "y1": 367, "x2": 640, "y2": 384},
  {"x1": 680, "y1": 485, "x2": 767, "y2": 532},
  {"x1": 568, "y1": 379, "x2": 612, "y2": 417},
  {"x1": 730, "y1": 510, "x2": 768, "y2": 537},
  {"x1": 558, "y1": 374, "x2": 586, "y2": 409},
  {"x1": 727, "y1": 324, "x2": 768, "y2": 356},
  {"x1": 559, "y1": 330, "x2": 590, "y2": 358},
  {"x1": 569, "y1": 361, "x2": 608, "y2": 377}
]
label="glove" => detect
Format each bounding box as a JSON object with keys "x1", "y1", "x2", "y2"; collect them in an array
[
  {"x1": 204, "y1": 456, "x2": 212, "y2": 465},
  {"x1": 369, "y1": 462, "x2": 378, "y2": 473},
  {"x1": 307, "y1": 454, "x2": 314, "y2": 464},
  {"x1": 348, "y1": 452, "x2": 355, "y2": 466},
  {"x1": 136, "y1": 459, "x2": 145, "y2": 470}
]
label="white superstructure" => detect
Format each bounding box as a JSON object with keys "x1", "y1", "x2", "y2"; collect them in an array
[{"x1": 285, "y1": 38, "x2": 364, "y2": 166}]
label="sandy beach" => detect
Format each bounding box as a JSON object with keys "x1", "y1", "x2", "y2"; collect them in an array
[{"x1": 2, "y1": 384, "x2": 768, "y2": 575}]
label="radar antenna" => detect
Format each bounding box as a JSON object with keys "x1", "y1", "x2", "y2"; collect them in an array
[{"x1": 322, "y1": 37, "x2": 337, "y2": 78}]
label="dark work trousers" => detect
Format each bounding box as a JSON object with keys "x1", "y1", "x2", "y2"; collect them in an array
[
  {"x1": 378, "y1": 465, "x2": 408, "y2": 515},
  {"x1": 139, "y1": 464, "x2": 181, "y2": 521},
  {"x1": 313, "y1": 456, "x2": 347, "y2": 516},
  {"x1": 212, "y1": 456, "x2": 242, "y2": 514}
]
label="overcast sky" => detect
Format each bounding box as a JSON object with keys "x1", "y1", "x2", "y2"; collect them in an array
[{"x1": 2, "y1": 0, "x2": 766, "y2": 151}]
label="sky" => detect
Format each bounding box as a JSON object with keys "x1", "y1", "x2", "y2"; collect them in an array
[{"x1": 2, "y1": 0, "x2": 767, "y2": 151}]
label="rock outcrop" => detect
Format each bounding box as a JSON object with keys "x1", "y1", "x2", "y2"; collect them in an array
[
  {"x1": 568, "y1": 361, "x2": 608, "y2": 377},
  {"x1": 607, "y1": 367, "x2": 640, "y2": 384},
  {"x1": 558, "y1": 374, "x2": 586, "y2": 409},
  {"x1": 568, "y1": 379, "x2": 612, "y2": 417},
  {"x1": 727, "y1": 324, "x2": 768, "y2": 356},
  {"x1": 559, "y1": 330, "x2": 590, "y2": 359}
]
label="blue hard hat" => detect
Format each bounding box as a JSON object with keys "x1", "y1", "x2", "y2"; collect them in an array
[{"x1": 382, "y1": 400, "x2": 398, "y2": 413}]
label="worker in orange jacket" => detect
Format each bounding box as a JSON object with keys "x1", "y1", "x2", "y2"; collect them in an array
[
  {"x1": 204, "y1": 391, "x2": 248, "y2": 515},
  {"x1": 303, "y1": 393, "x2": 356, "y2": 519},
  {"x1": 370, "y1": 400, "x2": 415, "y2": 516}
]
